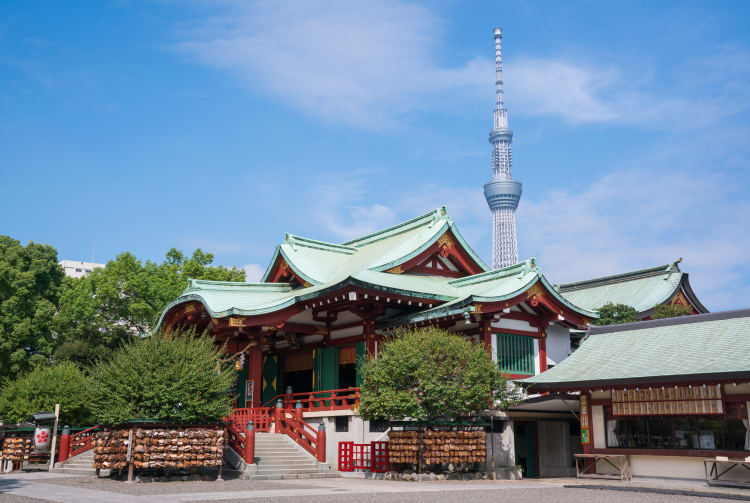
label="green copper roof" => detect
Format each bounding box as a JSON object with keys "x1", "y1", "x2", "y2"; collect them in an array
[
  {"x1": 557, "y1": 261, "x2": 686, "y2": 313},
  {"x1": 524, "y1": 309, "x2": 750, "y2": 390},
  {"x1": 156, "y1": 207, "x2": 595, "y2": 329},
  {"x1": 260, "y1": 206, "x2": 489, "y2": 285}
]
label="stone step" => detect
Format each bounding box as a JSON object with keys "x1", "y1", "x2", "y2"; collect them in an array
[
  {"x1": 256, "y1": 462, "x2": 318, "y2": 469},
  {"x1": 256, "y1": 465, "x2": 319, "y2": 475},
  {"x1": 51, "y1": 467, "x2": 109, "y2": 476}
]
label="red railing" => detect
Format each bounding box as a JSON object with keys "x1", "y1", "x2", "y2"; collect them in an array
[
  {"x1": 224, "y1": 407, "x2": 326, "y2": 464},
  {"x1": 227, "y1": 407, "x2": 272, "y2": 433},
  {"x1": 262, "y1": 388, "x2": 360, "y2": 411},
  {"x1": 68, "y1": 425, "x2": 100, "y2": 458},
  {"x1": 338, "y1": 441, "x2": 389, "y2": 473},
  {"x1": 57, "y1": 425, "x2": 100, "y2": 463},
  {"x1": 274, "y1": 408, "x2": 323, "y2": 461}
]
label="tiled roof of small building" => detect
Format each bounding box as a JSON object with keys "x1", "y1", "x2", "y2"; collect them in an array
[{"x1": 523, "y1": 309, "x2": 750, "y2": 390}]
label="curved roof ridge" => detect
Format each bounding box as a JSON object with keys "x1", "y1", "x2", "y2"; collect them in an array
[
  {"x1": 284, "y1": 234, "x2": 357, "y2": 254},
  {"x1": 558, "y1": 259, "x2": 681, "y2": 291},
  {"x1": 186, "y1": 278, "x2": 294, "y2": 292},
  {"x1": 342, "y1": 206, "x2": 447, "y2": 247},
  {"x1": 449, "y1": 258, "x2": 534, "y2": 287}
]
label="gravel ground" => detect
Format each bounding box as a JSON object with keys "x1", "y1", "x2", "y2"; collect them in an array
[
  {"x1": 192, "y1": 487, "x2": 747, "y2": 503},
  {"x1": 37, "y1": 475, "x2": 319, "y2": 496},
  {"x1": 0, "y1": 495, "x2": 48, "y2": 503}
]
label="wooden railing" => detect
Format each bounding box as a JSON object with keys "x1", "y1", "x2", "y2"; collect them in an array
[
  {"x1": 262, "y1": 388, "x2": 360, "y2": 411},
  {"x1": 68, "y1": 425, "x2": 100, "y2": 458},
  {"x1": 227, "y1": 407, "x2": 272, "y2": 433},
  {"x1": 224, "y1": 407, "x2": 326, "y2": 464},
  {"x1": 274, "y1": 408, "x2": 325, "y2": 461}
]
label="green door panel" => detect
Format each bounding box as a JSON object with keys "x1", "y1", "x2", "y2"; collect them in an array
[{"x1": 262, "y1": 355, "x2": 282, "y2": 404}]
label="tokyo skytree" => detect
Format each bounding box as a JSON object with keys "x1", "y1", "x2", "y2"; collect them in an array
[{"x1": 484, "y1": 27, "x2": 522, "y2": 269}]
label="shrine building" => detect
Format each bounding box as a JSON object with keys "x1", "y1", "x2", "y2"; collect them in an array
[{"x1": 156, "y1": 206, "x2": 708, "y2": 473}]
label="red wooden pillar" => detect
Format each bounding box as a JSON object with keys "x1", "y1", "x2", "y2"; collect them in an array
[
  {"x1": 57, "y1": 426, "x2": 71, "y2": 463},
  {"x1": 481, "y1": 317, "x2": 492, "y2": 353},
  {"x1": 316, "y1": 423, "x2": 327, "y2": 463},
  {"x1": 248, "y1": 345, "x2": 263, "y2": 408},
  {"x1": 364, "y1": 320, "x2": 377, "y2": 359},
  {"x1": 244, "y1": 422, "x2": 256, "y2": 464},
  {"x1": 538, "y1": 334, "x2": 548, "y2": 373}
]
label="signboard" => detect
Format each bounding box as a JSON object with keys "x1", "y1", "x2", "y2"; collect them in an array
[
  {"x1": 245, "y1": 380, "x2": 254, "y2": 406},
  {"x1": 612, "y1": 384, "x2": 723, "y2": 416},
  {"x1": 580, "y1": 395, "x2": 590, "y2": 444}
]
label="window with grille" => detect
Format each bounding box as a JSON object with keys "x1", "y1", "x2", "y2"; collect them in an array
[{"x1": 497, "y1": 333, "x2": 535, "y2": 375}]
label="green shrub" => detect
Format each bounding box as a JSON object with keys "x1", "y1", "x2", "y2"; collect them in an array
[
  {"x1": 89, "y1": 331, "x2": 236, "y2": 425},
  {"x1": 594, "y1": 302, "x2": 640, "y2": 325},
  {"x1": 0, "y1": 362, "x2": 93, "y2": 425},
  {"x1": 651, "y1": 303, "x2": 692, "y2": 319},
  {"x1": 357, "y1": 328, "x2": 522, "y2": 422}
]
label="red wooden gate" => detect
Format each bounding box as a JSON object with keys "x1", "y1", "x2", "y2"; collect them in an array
[{"x1": 338, "y1": 441, "x2": 389, "y2": 473}]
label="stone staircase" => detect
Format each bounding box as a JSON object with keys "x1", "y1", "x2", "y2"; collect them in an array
[
  {"x1": 51, "y1": 449, "x2": 108, "y2": 476},
  {"x1": 252, "y1": 432, "x2": 337, "y2": 479}
]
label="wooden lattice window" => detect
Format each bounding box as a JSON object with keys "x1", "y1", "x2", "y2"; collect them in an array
[{"x1": 497, "y1": 333, "x2": 535, "y2": 375}]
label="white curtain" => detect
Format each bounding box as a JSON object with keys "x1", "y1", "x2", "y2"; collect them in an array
[
  {"x1": 743, "y1": 418, "x2": 750, "y2": 451},
  {"x1": 607, "y1": 419, "x2": 619, "y2": 447}
]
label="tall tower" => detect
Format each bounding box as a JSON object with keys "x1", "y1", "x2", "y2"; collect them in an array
[{"x1": 484, "y1": 27, "x2": 522, "y2": 269}]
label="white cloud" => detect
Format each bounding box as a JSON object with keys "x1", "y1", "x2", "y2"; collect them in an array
[
  {"x1": 174, "y1": 0, "x2": 487, "y2": 128},
  {"x1": 243, "y1": 263, "x2": 265, "y2": 282}
]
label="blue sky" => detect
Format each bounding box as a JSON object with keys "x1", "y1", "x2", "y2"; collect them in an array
[{"x1": 2, "y1": 1, "x2": 749, "y2": 310}]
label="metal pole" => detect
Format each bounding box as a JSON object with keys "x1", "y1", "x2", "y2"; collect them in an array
[{"x1": 48, "y1": 404, "x2": 60, "y2": 471}]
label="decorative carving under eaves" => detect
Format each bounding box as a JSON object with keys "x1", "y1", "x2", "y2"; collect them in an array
[
  {"x1": 525, "y1": 282, "x2": 545, "y2": 307},
  {"x1": 228, "y1": 316, "x2": 244, "y2": 327}
]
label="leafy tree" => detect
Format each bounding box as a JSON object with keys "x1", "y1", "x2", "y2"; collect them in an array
[
  {"x1": 54, "y1": 248, "x2": 244, "y2": 364},
  {"x1": 0, "y1": 363, "x2": 93, "y2": 425},
  {"x1": 358, "y1": 328, "x2": 522, "y2": 422},
  {"x1": 0, "y1": 236, "x2": 64, "y2": 380},
  {"x1": 594, "y1": 302, "x2": 640, "y2": 326},
  {"x1": 651, "y1": 303, "x2": 692, "y2": 319},
  {"x1": 88, "y1": 330, "x2": 236, "y2": 424}
]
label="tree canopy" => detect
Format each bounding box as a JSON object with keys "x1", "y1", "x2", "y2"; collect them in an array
[
  {"x1": 0, "y1": 236, "x2": 64, "y2": 380},
  {"x1": 88, "y1": 331, "x2": 236, "y2": 425},
  {"x1": 53, "y1": 248, "x2": 245, "y2": 366},
  {"x1": 0, "y1": 362, "x2": 93, "y2": 425},
  {"x1": 651, "y1": 303, "x2": 692, "y2": 319},
  {"x1": 357, "y1": 328, "x2": 522, "y2": 422},
  {"x1": 594, "y1": 302, "x2": 640, "y2": 326}
]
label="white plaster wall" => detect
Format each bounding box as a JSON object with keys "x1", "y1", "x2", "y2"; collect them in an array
[
  {"x1": 493, "y1": 319, "x2": 534, "y2": 332},
  {"x1": 303, "y1": 412, "x2": 387, "y2": 469},
  {"x1": 545, "y1": 324, "x2": 570, "y2": 366},
  {"x1": 533, "y1": 339, "x2": 540, "y2": 375},
  {"x1": 592, "y1": 405, "x2": 605, "y2": 449},
  {"x1": 595, "y1": 455, "x2": 750, "y2": 481}
]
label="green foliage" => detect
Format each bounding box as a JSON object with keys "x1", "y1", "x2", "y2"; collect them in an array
[
  {"x1": 0, "y1": 236, "x2": 64, "y2": 380},
  {"x1": 357, "y1": 328, "x2": 522, "y2": 422},
  {"x1": 88, "y1": 330, "x2": 236, "y2": 425},
  {"x1": 53, "y1": 248, "x2": 245, "y2": 365},
  {"x1": 594, "y1": 302, "x2": 640, "y2": 325},
  {"x1": 0, "y1": 363, "x2": 93, "y2": 425},
  {"x1": 651, "y1": 303, "x2": 692, "y2": 319}
]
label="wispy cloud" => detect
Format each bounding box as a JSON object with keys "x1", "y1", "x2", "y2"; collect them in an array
[
  {"x1": 173, "y1": 0, "x2": 486, "y2": 127},
  {"x1": 506, "y1": 47, "x2": 750, "y2": 128}
]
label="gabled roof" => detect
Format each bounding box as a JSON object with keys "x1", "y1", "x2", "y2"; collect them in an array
[
  {"x1": 556, "y1": 260, "x2": 708, "y2": 315},
  {"x1": 260, "y1": 206, "x2": 488, "y2": 285},
  {"x1": 380, "y1": 259, "x2": 597, "y2": 328},
  {"x1": 523, "y1": 309, "x2": 750, "y2": 391},
  {"x1": 156, "y1": 207, "x2": 594, "y2": 330}
]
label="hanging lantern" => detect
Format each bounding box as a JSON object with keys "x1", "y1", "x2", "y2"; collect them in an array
[{"x1": 234, "y1": 360, "x2": 242, "y2": 371}]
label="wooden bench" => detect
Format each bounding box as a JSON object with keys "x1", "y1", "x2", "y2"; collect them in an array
[
  {"x1": 574, "y1": 453, "x2": 632, "y2": 481},
  {"x1": 704, "y1": 458, "x2": 750, "y2": 488}
]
